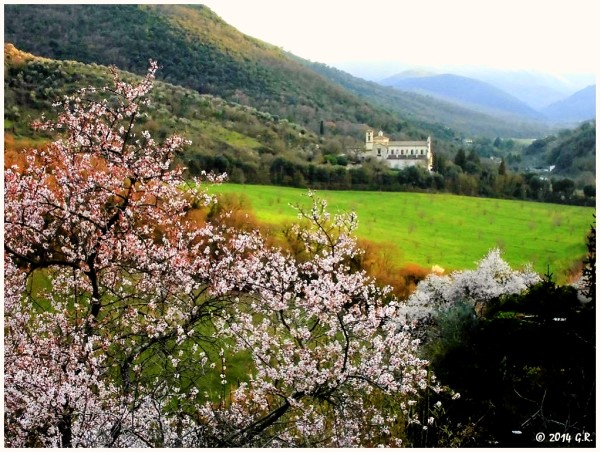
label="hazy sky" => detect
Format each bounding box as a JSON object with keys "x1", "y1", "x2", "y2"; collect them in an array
[{"x1": 201, "y1": 0, "x2": 598, "y2": 77}]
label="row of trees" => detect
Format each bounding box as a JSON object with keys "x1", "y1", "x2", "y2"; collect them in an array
[{"x1": 186, "y1": 152, "x2": 594, "y2": 206}]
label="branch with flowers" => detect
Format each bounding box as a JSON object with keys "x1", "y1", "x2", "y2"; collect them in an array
[{"x1": 5, "y1": 61, "x2": 445, "y2": 447}]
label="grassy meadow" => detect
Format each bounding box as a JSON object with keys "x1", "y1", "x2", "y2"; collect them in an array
[{"x1": 210, "y1": 183, "x2": 595, "y2": 281}]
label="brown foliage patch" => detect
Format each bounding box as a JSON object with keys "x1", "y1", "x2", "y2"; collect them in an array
[
  {"x1": 4, "y1": 133, "x2": 52, "y2": 170},
  {"x1": 354, "y1": 238, "x2": 430, "y2": 299},
  {"x1": 204, "y1": 192, "x2": 262, "y2": 234}
]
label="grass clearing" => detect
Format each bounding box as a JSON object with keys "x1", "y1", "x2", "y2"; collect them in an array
[{"x1": 209, "y1": 183, "x2": 594, "y2": 281}]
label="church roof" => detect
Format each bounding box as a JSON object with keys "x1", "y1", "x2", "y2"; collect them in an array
[{"x1": 388, "y1": 140, "x2": 428, "y2": 146}]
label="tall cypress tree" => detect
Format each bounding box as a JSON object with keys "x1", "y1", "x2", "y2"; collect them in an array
[
  {"x1": 454, "y1": 148, "x2": 467, "y2": 170},
  {"x1": 498, "y1": 159, "x2": 507, "y2": 176}
]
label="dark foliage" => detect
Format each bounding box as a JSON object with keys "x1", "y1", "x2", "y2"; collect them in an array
[{"x1": 423, "y1": 270, "x2": 596, "y2": 447}]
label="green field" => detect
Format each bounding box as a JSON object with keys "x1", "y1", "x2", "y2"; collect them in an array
[{"x1": 210, "y1": 184, "x2": 595, "y2": 280}]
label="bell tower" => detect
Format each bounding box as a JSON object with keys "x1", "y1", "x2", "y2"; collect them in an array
[
  {"x1": 365, "y1": 129, "x2": 374, "y2": 150},
  {"x1": 427, "y1": 136, "x2": 433, "y2": 171}
]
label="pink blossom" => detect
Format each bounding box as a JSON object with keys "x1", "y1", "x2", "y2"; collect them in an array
[{"x1": 5, "y1": 62, "x2": 442, "y2": 447}]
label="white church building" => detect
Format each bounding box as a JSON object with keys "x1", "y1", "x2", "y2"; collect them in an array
[{"x1": 364, "y1": 129, "x2": 433, "y2": 171}]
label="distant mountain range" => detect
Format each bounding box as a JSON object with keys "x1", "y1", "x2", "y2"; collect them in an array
[
  {"x1": 380, "y1": 73, "x2": 544, "y2": 120},
  {"x1": 466, "y1": 69, "x2": 596, "y2": 111},
  {"x1": 463, "y1": 69, "x2": 593, "y2": 110},
  {"x1": 379, "y1": 71, "x2": 595, "y2": 124},
  {"x1": 541, "y1": 85, "x2": 596, "y2": 123},
  {"x1": 298, "y1": 59, "x2": 548, "y2": 138},
  {"x1": 339, "y1": 61, "x2": 595, "y2": 112}
]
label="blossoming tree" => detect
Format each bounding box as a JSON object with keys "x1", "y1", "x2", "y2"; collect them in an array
[
  {"x1": 4, "y1": 62, "x2": 439, "y2": 447},
  {"x1": 397, "y1": 249, "x2": 541, "y2": 324}
]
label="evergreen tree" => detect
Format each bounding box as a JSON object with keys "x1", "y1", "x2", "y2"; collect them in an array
[
  {"x1": 498, "y1": 158, "x2": 507, "y2": 176},
  {"x1": 454, "y1": 148, "x2": 467, "y2": 170}
]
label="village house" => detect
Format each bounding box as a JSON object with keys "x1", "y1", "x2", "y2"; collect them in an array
[{"x1": 364, "y1": 129, "x2": 433, "y2": 171}]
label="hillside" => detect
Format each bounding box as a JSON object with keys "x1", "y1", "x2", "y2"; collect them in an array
[
  {"x1": 380, "y1": 73, "x2": 544, "y2": 120},
  {"x1": 4, "y1": 3, "x2": 549, "y2": 140},
  {"x1": 523, "y1": 121, "x2": 596, "y2": 179},
  {"x1": 3, "y1": 43, "x2": 327, "y2": 182},
  {"x1": 6, "y1": 43, "x2": 595, "y2": 206},
  {"x1": 541, "y1": 85, "x2": 596, "y2": 124},
  {"x1": 4, "y1": 4, "x2": 428, "y2": 141}
]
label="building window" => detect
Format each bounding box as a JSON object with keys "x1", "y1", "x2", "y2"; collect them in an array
[{"x1": 377, "y1": 148, "x2": 381, "y2": 156}]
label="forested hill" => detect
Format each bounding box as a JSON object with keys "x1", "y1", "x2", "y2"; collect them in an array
[
  {"x1": 524, "y1": 121, "x2": 596, "y2": 178},
  {"x1": 3, "y1": 43, "x2": 332, "y2": 185},
  {"x1": 4, "y1": 4, "x2": 425, "y2": 140},
  {"x1": 5, "y1": 4, "x2": 547, "y2": 139}
]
